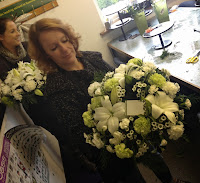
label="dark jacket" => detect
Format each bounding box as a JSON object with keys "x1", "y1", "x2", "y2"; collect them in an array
[
  {"x1": 25, "y1": 51, "x2": 113, "y2": 183},
  {"x1": 0, "y1": 42, "x2": 30, "y2": 80}
]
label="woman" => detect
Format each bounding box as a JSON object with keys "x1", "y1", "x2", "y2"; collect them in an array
[
  {"x1": 0, "y1": 18, "x2": 30, "y2": 126},
  {"x1": 27, "y1": 18, "x2": 148, "y2": 183},
  {"x1": 27, "y1": 18, "x2": 189, "y2": 183},
  {"x1": 0, "y1": 18, "x2": 30, "y2": 80}
]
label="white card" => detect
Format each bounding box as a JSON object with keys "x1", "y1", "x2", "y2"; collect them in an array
[{"x1": 126, "y1": 100, "x2": 145, "y2": 116}]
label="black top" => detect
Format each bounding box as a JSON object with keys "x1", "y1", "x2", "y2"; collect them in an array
[{"x1": 25, "y1": 51, "x2": 114, "y2": 183}]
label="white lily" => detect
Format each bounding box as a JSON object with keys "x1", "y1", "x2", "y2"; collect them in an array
[
  {"x1": 94, "y1": 96, "x2": 125, "y2": 134},
  {"x1": 146, "y1": 91, "x2": 179, "y2": 123}
]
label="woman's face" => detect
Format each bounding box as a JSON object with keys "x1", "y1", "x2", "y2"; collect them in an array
[
  {"x1": 39, "y1": 29, "x2": 78, "y2": 69},
  {"x1": 0, "y1": 21, "x2": 21, "y2": 48}
]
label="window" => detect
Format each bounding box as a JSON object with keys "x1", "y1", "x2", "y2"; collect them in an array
[
  {"x1": 95, "y1": 0, "x2": 151, "y2": 28},
  {"x1": 95, "y1": 0, "x2": 130, "y2": 25}
]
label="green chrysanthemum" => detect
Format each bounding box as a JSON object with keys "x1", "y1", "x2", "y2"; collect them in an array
[
  {"x1": 104, "y1": 78, "x2": 119, "y2": 92},
  {"x1": 127, "y1": 58, "x2": 143, "y2": 66},
  {"x1": 91, "y1": 96, "x2": 102, "y2": 110},
  {"x1": 115, "y1": 143, "x2": 133, "y2": 159},
  {"x1": 133, "y1": 116, "x2": 151, "y2": 136},
  {"x1": 1, "y1": 96, "x2": 15, "y2": 106},
  {"x1": 148, "y1": 73, "x2": 166, "y2": 88},
  {"x1": 82, "y1": 111, "x2": 95, "y2": 127}
]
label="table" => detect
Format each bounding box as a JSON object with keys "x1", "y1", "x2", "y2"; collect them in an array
[
  {"x1": 108, "y1": 7, "x2": 200, "y2": 93},
  {"x1": 143, "y1": 21, "x2": 174, "y2": 49}
]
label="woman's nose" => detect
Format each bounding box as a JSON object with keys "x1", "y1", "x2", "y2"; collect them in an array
[
  {"x1": 60, "y1": 44, "x2": 70, "y2": 52},
  {"x1": 16, "y1": 30, "x2": 20, "y2": 36}
]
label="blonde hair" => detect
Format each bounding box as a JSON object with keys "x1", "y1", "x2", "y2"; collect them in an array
[{"x1": 28, "y1": 18, "x2": 81, "y2": 73}]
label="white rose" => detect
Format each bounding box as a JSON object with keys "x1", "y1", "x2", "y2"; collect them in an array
[
  {"x1": 88, "y1": 82, "x2": 101, "y2": 97},
  {"x1": 24, "y1": 80, "x2": 37, "y2": 92}
]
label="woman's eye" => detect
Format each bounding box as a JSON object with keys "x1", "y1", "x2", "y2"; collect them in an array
[
  {"x1": 51, "y1": 46, "x2": 57, "y2": 51},
  {"x1": 62, "y1": 39, "x2": 69, "y2": 43}
]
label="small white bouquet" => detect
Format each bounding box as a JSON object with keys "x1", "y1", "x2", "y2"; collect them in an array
[
  {"x1": 0, "y1": 60, "x2": 46, "y2": 108},
  {"x1": 83, "y1": 58, "x2": 191, "y2": 159}
]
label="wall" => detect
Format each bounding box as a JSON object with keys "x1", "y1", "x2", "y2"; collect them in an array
[
  {"x1": 25, "y1": 0, "x2": 118, "y2": 67},
  {"x1": 25, "y1": 0, "x2": 184, "y2": 67}
]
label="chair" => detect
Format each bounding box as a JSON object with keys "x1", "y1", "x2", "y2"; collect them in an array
[{"x1": 179, "y1": 1, "x2": 200, "y2": 7}]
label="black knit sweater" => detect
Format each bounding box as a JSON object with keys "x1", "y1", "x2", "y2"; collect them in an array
[{"x1": 26, "y1": 51, "x2": 113, "y2": 183}]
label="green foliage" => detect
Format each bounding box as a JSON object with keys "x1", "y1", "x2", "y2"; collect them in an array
[
  {"x1": 92, "y1": 71, "x2": 107, "y2": 83},
  {"x1": 160, "y1": 50, "x2": 175, "y2": 60},
  {"x1": 96, "y1": 0, "x2": 120, "y2": 10}
]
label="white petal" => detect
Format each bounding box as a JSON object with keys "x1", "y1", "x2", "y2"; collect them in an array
[
  {"x1": 113, "y1": 102, "x2": 125, "y2": 119},
  {"x1": 108, "y1": 116, "x2": 119, "y2": 134},
  {"x1": 146, "y1": 94, "x2": 156, "y2": 104},
  {"x1": 96, "y1": 120, "x2": 108, "y2": 132},
  {"x1": 94, "y1": 107, "x2": 110, "y2": 121},
  {"x1": 119, "y1": 78, "x2": 125, "y2": 88},
  {"x1": 152, "y1": 104, "x2": 164, "y2": 119},
  {"x1": 164, "y1": 111, "x2": 177, "y2": 124},
  {"x1": 101, "y1": 96, "x2": 112, "y2": 111}
]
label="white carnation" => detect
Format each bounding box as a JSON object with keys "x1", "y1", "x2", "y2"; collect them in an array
[
  {"x1": 2, "y1": 85, "x2": 11, "y2": 95},
  {"x1": 179, "y1": 109, "x2": 184, "y2": 119},
  {"x1": 129, "y1": 70, "x2": 145, "y2": 80},
  {"x1": 12, "y1": 89, "x2": 23, "y2": 101},
  {"x1": 167, "y1": 123, "x2": 184, "y2": 140},
  {"x1": 92, "y1": 133, "x2": 104, "y2": 149},
  {"x1": 142, "y1": 62, "x2": 156, "y2": 73},
  {"x1": 88, "y1": 82, "x2": 101, "y2": 97},
  {"x1": 148, "y1": 85, "x2": 158, "y2": 94},
  {"x1": 94, "y1": 87, "x2": 102, "y2": 96},
  {"x1": 24, "y1": 80, "x2": 37, "y2": 92},
  {"x1": 162, "y1": 82, "x2": 180, "y2": 98},
  {"x1": 106, "y1": 145, "x2": 115, "y2": 153},
  {"x1": 185, "y1": 99, "x2": 191, "y2": 109},
  {"x1": 119, "y1": 118, "x2": 130, "y2": 129},
  {"x1": 109, "y1": 131, "x2": 124, "y2": 145}
]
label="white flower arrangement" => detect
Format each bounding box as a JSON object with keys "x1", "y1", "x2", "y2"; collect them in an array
[
  {"x1": 83, "y1": 58, "x2": 191, "y2": 159},
  {"x1": 0, "y1": 60, "x2": 46, "y2": 107}
]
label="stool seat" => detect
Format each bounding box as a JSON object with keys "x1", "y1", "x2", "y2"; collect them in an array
[{"x1": 179, "y1": 1, "x2": 199, "y2": 7}]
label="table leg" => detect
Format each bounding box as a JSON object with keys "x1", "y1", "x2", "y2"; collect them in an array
[{"x1": 153, "y1": 34, "x2": 172, "y2": 50}]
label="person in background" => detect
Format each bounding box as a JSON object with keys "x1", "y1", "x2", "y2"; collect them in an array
[
  {"x1": 0, "y1": 17, "x2": 30, "y2": 126},
  {"x1": 27, "y1": 18, "x2": 190, "y2": 183}
]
